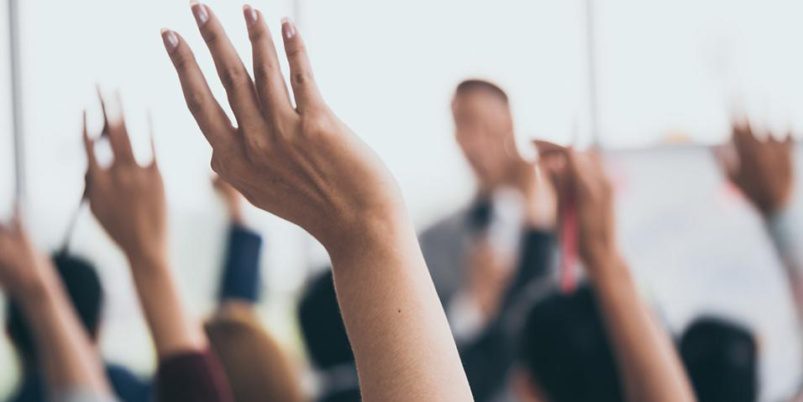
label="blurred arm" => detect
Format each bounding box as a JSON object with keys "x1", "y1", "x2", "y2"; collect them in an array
[
  {"x1": 587, "y1": 249, "x2": 696, "y2": 402},
  {"x1": 0, "y1": 219, "x2": 114, "y2": 401}
]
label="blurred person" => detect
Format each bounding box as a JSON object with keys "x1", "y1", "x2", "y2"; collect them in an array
[
  {"x1": 420, "y1": 80, "x2": 557, "y2": 344},
  {"x1": 459, "y1": 199, "x2": 556, "y2": 402},
  {"x1": 0, "y1": 211, "x2": 116, "y2": 402},
  {"x1": 5, "y1": 254, "x2": 150, "y2": 402},
  {"x1": 83, "y1": 95, "x2": 232, "y2": 401},
  {"x1": 204, "y1": 177, "x2": 305, "y2": 402},
  {"x1": 515, "y1": 146, "x2": 696, "y2": 402},
  {"x1": 161, "y1": 3, "x2": 474, "y2": 401},
  {"x1": 679, "y1": 317, "x2": 758, "y2": 402},
  {"x1": 298, "y1": 270, "x2": 360, "y2": 402}
]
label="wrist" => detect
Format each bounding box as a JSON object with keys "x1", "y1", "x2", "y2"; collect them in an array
[
  {"x1": 323, "y1": 206, "x2": 415, "y2": 267},
  {"x1": 125, "y1": 245, "x2": 169, "y2": 273},
  {"x1": 584, "y1": 244, "x2": 628, "y2": 282}
]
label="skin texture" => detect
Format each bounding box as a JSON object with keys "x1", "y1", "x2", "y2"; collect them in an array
[
  {"x1": 83, "y1": 94, "x2": 207, "y2": 359},
  {"x1": 0, "y1": 213, "x2": 112, "y2": 399},
  {"x1": 161, "y1": 4, "x2": 473, "y2": 402},
  {"x1": 541, "y1": 146, "x2": 697, "y2": 402}
]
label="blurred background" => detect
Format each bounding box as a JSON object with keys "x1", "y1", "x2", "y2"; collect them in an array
[{"x1": 2, "y1": 0, "x2": 803, "y2": 400}]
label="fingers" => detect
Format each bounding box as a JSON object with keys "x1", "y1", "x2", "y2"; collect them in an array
[
  {"x1": 533, "y1": 139, "x2": 566, "y2": 157},
  {"x1": 96, "y1": 90, "x2": 136, "y2": 165},
  {"x1": 281, "y1": 18, "x2": 325, "y2": 113},
  {"x1": 243, "y1": 5, "x2": 294, "y2": 118},
  {"x1": 192, "y1": 3, "x2": 266, "y2": 135},
  {"x1": 147, "y1": 111, "x2": 159, "y2": 170},
  {"x1": 162, "y1": 28, "x2": 236, "y2": 150},
  {"x1": 83, "y1": 110, "x2": 99, "y2": 174}
]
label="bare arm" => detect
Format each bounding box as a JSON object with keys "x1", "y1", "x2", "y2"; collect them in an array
[
  {"x1": 544, "y1": 148, "x2": 696, "y2": 402},
  {"x1": 718, "y1": 120, "x2": 803, "y2": 323},
  {"x1": 161, "y1": 4, "x2": 473, "y2": 401},
  {"x1": 0, "y1": 214, "x2": 113, "y2": 400},
  {"x1": 83, "y1": 101, "x2": 206, "y2": 358}
]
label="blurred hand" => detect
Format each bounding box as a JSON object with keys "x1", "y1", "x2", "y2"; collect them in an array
[
  {"x1": 212, "y1": 175, "x2": 244, "y2": 224},
  {"x1": 514, "y1": 144, "x2": 557, "y2": 230},
  {"x1": 83, "y1": 100, "x2": 167, "y2": 263},
  {"x1": 465, "y1": 237, "x2": 514, "y2": 318},
  {"x1": 719, "y1": 120, "x2": 794, "y2": 216},
  {"x1": 0, "y1": 213, "x2": 54, "y2": 300},
  {"x1": 540, "y1": 145, "x2": 616, "y2": 270},
  {"x1": 162, "y1": 5, "x2": 403, "y2": 250}
]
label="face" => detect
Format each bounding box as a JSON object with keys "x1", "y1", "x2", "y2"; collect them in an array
[{"x1": 452, "y1": 90, "x2": 516, "y2": 190}]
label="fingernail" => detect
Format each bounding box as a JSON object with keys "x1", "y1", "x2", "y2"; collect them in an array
[
  {"x1": 192, "y1": 2, "x2": 209, "y2": 26},
  {"x1": 161, "y1": 28, "x2": 179, "y2": 51},
  {"x1": 243, "y1": 4, "x2": 258, "y2": 26},
  {"x1": 281, "y1": 17, "x2": 296, "y2": 39}
]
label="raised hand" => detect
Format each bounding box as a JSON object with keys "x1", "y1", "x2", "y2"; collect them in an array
[
  {"x1": 540, "y1": 146, "x2": 615, "y2": 271},
  {"x1": 0, "y1": 212, "x2": 113, "y2": 398},
  {"x1": 162, "y1": 5, "x2": 473, "y2": 401},
  {"x1": 720, "y1": 120, "x2": 794, "y2": 216},
  {"x1": 83, "y1": 96, "x2": 167, "y2": 263},
  {"x1": 161, "y1": 4, "x2": 403, "y2": 254},
  {"x1": 0, "y1": 212, "x2": 51, "y2": 300},
  {"x1": 539, "y1": 145, "x2": 695, "y2": 402}
]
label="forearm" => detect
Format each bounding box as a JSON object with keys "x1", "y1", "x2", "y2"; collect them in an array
[
  {"x1": 127, "y1": 252, "x2": 206, "y2": 358},
  {"x1": 328, "y1": 216, "x2": 474, "y2": 402},
  {"x1": 20, "y1": 271, "x2": 112, "y2": 398},
  {"x1": 589, "y1": 251, "x2": 695, "y2": 402},
  {"x1": 766, "y1": 210, "x2": 803, "y2": 324}
]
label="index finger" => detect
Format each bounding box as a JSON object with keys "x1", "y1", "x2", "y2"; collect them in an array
[
  {"x1": 97, "y1": 91, "x2": 136, "y2": 165},
  {"x1": 83, "y1": 110, "x2": 99, "y2": 173},
  {"x1": 161, "y1": 28, "x2": 236, "y2": 151}
]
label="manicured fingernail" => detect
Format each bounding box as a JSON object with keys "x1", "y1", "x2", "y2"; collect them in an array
[
  {"x1": 243, "y1": 4, "x2": 258, "y2": 26},
  {"x1": 281, "y1": 17, "x2": 296, "y2": 39},
  {"x1": 161, "y1": 28, "x2": 179, "y2": 51},
  {"x1": 192, "y1": 2, "x2": 209, "y2": 26}
]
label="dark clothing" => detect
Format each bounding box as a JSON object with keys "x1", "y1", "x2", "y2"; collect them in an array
[
  {"x1": 7, "y1": 363, "x2": 151, "y2": 402},
  {"x1": 155, "y1": 350, "x2": 233, "y2": 402},
  {"x1": 460, "y1": 230, "x2": 556, "y2": 402},
  {"x1": 218, "y1": 225, "x2": 263, "y2": 303}
]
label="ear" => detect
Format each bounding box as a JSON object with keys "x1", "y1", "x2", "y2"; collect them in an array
[{"x1": 512, "y1": 367, "x2": 549, "y2": 402}]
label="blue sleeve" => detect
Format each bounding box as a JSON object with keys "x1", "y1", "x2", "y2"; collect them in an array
[{"x1": 218, "y1": 224, "x2": 263, "y2": 303}]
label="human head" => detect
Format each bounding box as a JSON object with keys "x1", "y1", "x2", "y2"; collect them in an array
[
  {"x1": 205, "y1": 307, "x2": 305, "y2": 402},
  {"x1": 517, "y1": 285, "x2": 624, "y2": 402},
  {"x1": 452, "y1": 79, "x2": 518, "y2": 192},
  {"x1": 5, "y1": 253, "x2": 104, "y2": 369},
  {"x1": 679, "y1": 317, "x2": 758, "y2": 402},
  {"x1": 298, "y1": 270, "x2": 360, "y2": 402}
]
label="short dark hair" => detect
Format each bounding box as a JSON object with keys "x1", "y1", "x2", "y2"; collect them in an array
[
  {"x1": 298, "y1": 269, "x2": 354, "y2": 369},
  {"x1": 680, "y1": 317, "x2": 758, "y2": 402},
  {"x1": 454, "y1": 79, "x2": 509, "y2": 104},
  {"x1": 6, "y1": 253, "x2": 104, "y2": 365},
  {"x1": 519, "y1": 285, "x2": 624, "y2": 402}
]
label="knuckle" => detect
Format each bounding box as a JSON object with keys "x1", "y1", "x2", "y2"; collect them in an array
[
  {"x1": 202, "y1": 29, "x2": 220, "y2": 46},
  {"x1": 253, "y1": 62, "x2": 277, "y2": 84},
  {"x1": 185, "y1": 90, "x2": 207, "y2": 115},
  {"x1": 220, "y1": 65, "x2": 249, "y2": 91},
  {"x1": 292, "y1": 70, "x2": 313, "y2": 87}
]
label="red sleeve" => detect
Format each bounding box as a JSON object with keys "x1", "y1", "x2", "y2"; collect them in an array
[{"x1": 156, "y1": 349, "x2": 233, "y2": 402}]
